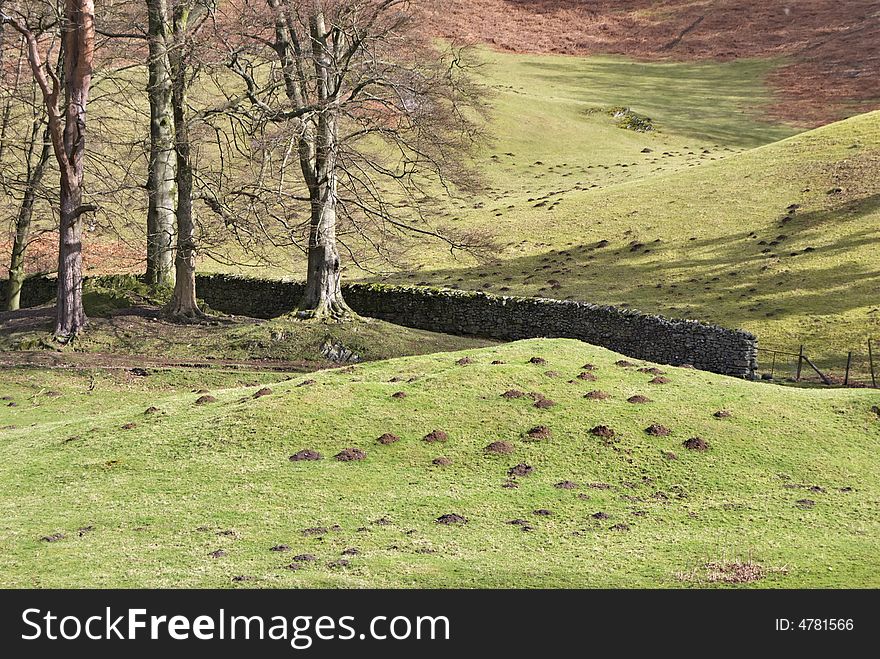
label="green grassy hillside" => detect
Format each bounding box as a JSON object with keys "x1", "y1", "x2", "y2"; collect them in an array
[
  {"x1": 360, "y1": 52, "x2": 879, "y2": 373},
  {"x1": 2, "y1": 339, "x2": 878, "y2": 588},
  {"x1": 199, "y1": 51, "x2": 876, "y2": 373}
]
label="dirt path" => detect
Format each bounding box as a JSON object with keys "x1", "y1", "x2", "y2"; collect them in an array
[{"x1": 0, "y1": 350, "x2": 323, "y2": 373}]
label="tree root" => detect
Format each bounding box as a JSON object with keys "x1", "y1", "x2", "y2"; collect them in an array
[
  {"x1": 295, "y1": 296, "x2": 357, "y2": 322},
  {"x1": 165, "y1": 304, "x2": 207, "y2": 324}
]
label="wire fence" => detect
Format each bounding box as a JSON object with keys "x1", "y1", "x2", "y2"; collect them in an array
[{"x1": 757, "y1": 338, "x2": 878, "y2": 387}]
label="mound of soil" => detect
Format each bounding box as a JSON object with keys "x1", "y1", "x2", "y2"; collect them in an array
[
  {"x1": 584, "y1": 390, "x2": 609, "y2": 400},
  {"x1": 706, "y1": 560, "x2": 766, "y2": 584},
  {"x1": 293, "y1": 553, "x2": 317, "y2": 561},
  {"x1": 713, "y1": 410, "x2": 732, "y2": 418},
  {"x1": 554, "y1": 480, "x2": 578, "y2": 489},
  {"x1": 581, "y1": 363, "x2": 597, "y2": 371},
  {"x1": 484, "y1": 441, "x2": 515, "y2": 454},
  {"x1": 502, "y1": 389, "x2": 526, "y2": 399},
  {"x1": 302, "y1": 527, "x2": 328, "y2": 536},
  {"x1": 432, "y1": 457, "x2": 453, "y2": 466},
  {"x1": 627, "y1": 395, "x2": 651, "y2": 404},
  {"x1": 507, "y1": 518, "x2": 533, "y2": 531},
  {"x1": 577, "y1": 371, "x2": 597, "y2": 381},
  {"x1": 296, "y1": 379, "x2": 317, "y2": 387},
  {"x1": 342, "y1": 547, "x2": 361, "y2": 556},
  {"x1": 683, "y1": 437, "x2": 709, "y2": 451},
  {"x1": 871, "y1": 405, "x2": 880, "y2": 418},
  {"x1": 508, "y1": 463, "x2": 535, "y2": 477},
  {"x1": 253, "y1": 387, "x2": 273, "y2": 398},
  {"x1": 528, "y1": 357, "x2": 547, "y2": 365},
  {"x1": 436, "y1": 513, "x2": 468, "y2": 525},
  {"x1": 664, "y1": 451, "x2": 678, "y2": 460},
  {"x1": 589, "y1": 425, "x2": 615, "y2": 438},
  {"x1": 615, "y1": 360, "x2": 635, "y2": 367},
  {"x1": 591, "y1": 512, "x2": 609, "y2": 520},
  {"x1": 289, "y1": 449, "x2": 322, "y2": 461},
  {"x1": 143, "y1": 406, "x2": 160, "y2": 415},
  {"x1": 649, "y1": 376, "x2": 671, "y2": 385},
  {"x1": 40, "y1": 533, "x2": 65, "y2": 542},
  {"x1": 208, "y1": 549, "x2": 226, "y2": 558},
  {"x1": 423, "y1": 429, "x2": 448, "y2": 443},
  {"x1": 335, "y1": 447, "x2": 367, "y2": 462},
  {"x1": 534, "y1": 398, "x2": 556, "y2": 409},
  {"x1": 270, "y1": 544, "x2": 290, "y2": 552},
  {"x1": 795, "y1": 499, "x2": 816, "y2": 509},
  {"x1": 526, "y1": 425, "x2": 551, "y2": 439},
  {"x1": 455, "y1": 357, "x2": 474, "y2": 366},
  {"x1": 544, "y1": 370, "x2": 560, "y2": 378},
  {"x1": 533, "y1": 509, "x2": 552, "y2": 516},
  {"x1": 391, "y1": 391, "x2": 407, "y2": 399},
  {"x1": 610, "y1": 523, "x2": 630, "y2": 532},
  {"x1": 638, "y1": 367, "x2": 665, "y2": 375},
  {"x1": 121, "y1": 422, "x2": 136, "y2": 430},
  {"x1": 491, "y1": 360, "x2": 505, "y2": 365},
  {"x1": 376, "y1": 433, "x2": 400, "y2": 445},
  {"x1": 645, "y1": 424, "x2": 671, "y2": 436},
  {"x1": 194, "y1": 395, "x2": 217, "y2": 405}
]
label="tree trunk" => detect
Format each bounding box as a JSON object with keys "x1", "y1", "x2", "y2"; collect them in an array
[
  {"x1": 54, "y1": 0, "x2": 95, "y2": 339},
  {"x1": 299, "y1": 178, "x2": 351, "y2": 319},
  {"x1": 168, "y1": 139, "x2": 199, "y2": 318},
  {"x1": 297, "y1": 8, "x2": 351, "y2": 319},
  {"x1": 167, "y1": 4, "x2": 201, "y2": 319},
  {"x1": 5, "y1": 131, "x2": 51, "y2": 312},
  {"x1": 145, "y1": 0, "x2": 176, "y2": 288},
  {"x1": 55, "y1": 181, "x2": 86, "y2": 335}
]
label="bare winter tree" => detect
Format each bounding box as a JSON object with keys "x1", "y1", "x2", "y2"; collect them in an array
[
  {"x1": 2, "y1": 0, "x2": 97, "y2": 338},
  {"x1": 0, "y1": 25, "x2": 55, "y2": 311},
  {"x1": 166, "y1": 0, "x2": 221, "y2": 319},
  {"x1": 219, "y1": 0, "x2": 487, "y2": 319}
]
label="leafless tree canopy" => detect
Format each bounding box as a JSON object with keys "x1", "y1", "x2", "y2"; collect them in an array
[
  {"x1": 1, "y1": 0, "x2": 491, "y2": 327},
  {"x1": 209, "y1": 1, "x2": 491, "y2": 298}
]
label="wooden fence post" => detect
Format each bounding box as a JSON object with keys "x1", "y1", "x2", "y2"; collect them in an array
[
  {"x1": 796, "y1": 344, "x2": 804, "y2": 381},
  {"x1": 844, "y1": 351, "x2": 852, "y2": 386},
  {"x1": 870, "y1": 338, "x2": 877, "y2": 389}
]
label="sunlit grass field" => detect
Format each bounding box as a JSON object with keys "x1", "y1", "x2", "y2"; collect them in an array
[{"x1": 2, "y1": 339, "x2": 879, "y2": 587}]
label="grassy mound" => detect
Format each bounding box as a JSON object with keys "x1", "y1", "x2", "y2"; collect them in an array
[{"x1": 1, "y1": 338, "x2": 877, "y2": 587}]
